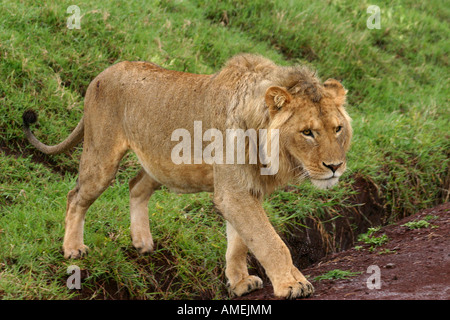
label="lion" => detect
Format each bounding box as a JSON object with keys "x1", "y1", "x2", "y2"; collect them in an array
[{"x1": 23, "y1": 54, "x2": 352, "y2": 299}]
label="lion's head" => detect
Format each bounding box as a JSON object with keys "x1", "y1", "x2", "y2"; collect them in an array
[
  {"x1": 265, "y1": 78, "x2": 352, "y2": 189},
  {"x1": 215, "y1": 54, "x2": 352, "y2": 193}
]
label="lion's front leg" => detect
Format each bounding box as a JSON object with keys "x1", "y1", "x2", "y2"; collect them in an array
[
  {"x1": 225, "y1": 221, "x2": 263, "y2": 297},
  {"x1": 215, "y1": 188, "x2": 314, "y2": 299},
  {"x1": 129, "y1": 169, "x2": 161, "y2": 254}
]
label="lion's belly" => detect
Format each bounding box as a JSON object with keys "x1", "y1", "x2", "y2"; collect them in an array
[
  {"x1": 134, "y1": 149, "x2": 214, "y2": 194},
  {"x1": 116, "y1": 61, "x2": 218, "y2": 193}
]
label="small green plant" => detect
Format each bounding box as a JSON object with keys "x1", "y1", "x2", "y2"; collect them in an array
[
  {"x1": 402, "y1": 219, "x2": 438, "y2": 230},
  {"x1": 314, "y1": 269, "x2": 362, "y2": 281},
  {"x1": 378, "y1": 248, "x2": 396, "y2": 255},
  {"x1": 357, "y1": 227, "x2": 389, "y2": 252}
]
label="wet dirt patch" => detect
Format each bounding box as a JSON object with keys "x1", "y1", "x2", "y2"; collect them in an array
[{"x1": 239, "y1": 202, "x2": 450, "y2": 300}]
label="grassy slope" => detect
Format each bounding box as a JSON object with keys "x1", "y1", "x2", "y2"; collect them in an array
[{"x1": 0, "y1": 0, "x2": 448, "y2": 299}]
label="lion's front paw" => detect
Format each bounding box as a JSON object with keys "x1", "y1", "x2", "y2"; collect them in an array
[
  {"x1": 228, "y1": 275, "x2": 263, "y2": 297},
  {"x1": 273, "y1": 279, "x2": 314, "y2": 299},
  {"x1": 132, "y1": 238, "x2": 154, "y2": 255},
  {"x1": 63, "y1": 244, "x2": 89, "y2": 259}
]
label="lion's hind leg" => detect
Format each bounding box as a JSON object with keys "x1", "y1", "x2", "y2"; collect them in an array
[
  {"x1": 63, "y1": 140, "x2": 128, "y2": 259},
  {"x1": 129, "y1": 169, "x2": 161, "y2": 254},
  {"x1": 225, "y1": 222, "x2": 263, "y2": 297}
]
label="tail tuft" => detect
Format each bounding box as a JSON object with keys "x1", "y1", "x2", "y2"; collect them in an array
[{"x1": 22, "y1": 110, "x2": 38, "y2": 128}]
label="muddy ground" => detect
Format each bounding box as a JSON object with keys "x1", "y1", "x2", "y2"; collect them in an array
[{"x1": 239, "y1": 202, "x2": 450, "y2": 300}]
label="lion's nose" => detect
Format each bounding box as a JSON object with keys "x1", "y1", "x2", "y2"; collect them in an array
[{"x1": 323, "y1": 162, "x2": 343, "y2": 173}]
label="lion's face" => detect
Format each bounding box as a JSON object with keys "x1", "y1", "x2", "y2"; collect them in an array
[
  {"x1": 283, "y1": 98, "x2": 352, "y2": 189},
  {"x1": 265, "y1": 80, "x2": 352, "y2": 189}
]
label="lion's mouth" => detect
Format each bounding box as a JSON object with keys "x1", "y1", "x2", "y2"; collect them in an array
[
  {"x1": 314, "y1": 177, "x2": 334, "y2": 181},
  {"x1": 311, "y1": 170, "x2": 342, "y2": 181},
  {"x1": 310, "y1": 176, "x2": 339, "y2": 190}
]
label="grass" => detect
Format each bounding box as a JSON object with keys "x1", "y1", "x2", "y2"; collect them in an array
[
  {"x1": 401, "y1": 215, "x2": 439, "y2": 230},
  {"x1": 0, "y1": 0, "x2": 449, "y2": 299},
  {"x1": 356, "y1": 227, "x2": 390, "y2": 252},
  {"x1": 314, "y1": 269, "x2": 362, "y2": 282}
]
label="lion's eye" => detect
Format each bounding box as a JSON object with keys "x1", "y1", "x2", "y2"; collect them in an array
[
  {"x1": 335, "y1": 126, "x2": 343, "y2": 133},
  {"x1": 301, "y1": 129, "x2": 314, "y2": 137}
]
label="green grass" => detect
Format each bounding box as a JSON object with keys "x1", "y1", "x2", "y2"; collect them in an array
[
  {"x1": 314, "y1": 269, "x2": 362, "y2": 281},
  {"x1": 357, "y1": 227, "x2": 390, "y2": 252},
  {"x1": 1, "y1": 0, "x2": 448, "y2": 299},
  {"x1": 401, "y1": 216, "x2": 439, "y2": 230}
]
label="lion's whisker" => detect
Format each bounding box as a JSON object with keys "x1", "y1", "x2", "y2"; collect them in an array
[{"x1": 289, "y1": 164, "x2": 303, "y2": 173}]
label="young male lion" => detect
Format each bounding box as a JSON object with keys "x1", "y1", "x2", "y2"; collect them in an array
[{"x1": 23, "y1": 54, "x2": 352, "y2": 299}]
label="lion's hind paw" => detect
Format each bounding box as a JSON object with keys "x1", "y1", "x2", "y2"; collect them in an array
[{"x1": 228, "y1": 275, "x2": 263, "y2": 297}]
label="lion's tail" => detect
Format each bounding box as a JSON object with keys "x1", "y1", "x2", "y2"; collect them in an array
[{"x1": 22, "y1": 110, "x2": 84, "y2": 155}]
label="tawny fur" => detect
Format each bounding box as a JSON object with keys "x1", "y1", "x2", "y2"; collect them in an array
[{"x1": 23, "y1": 54, "x2": 352, "y2": 299}]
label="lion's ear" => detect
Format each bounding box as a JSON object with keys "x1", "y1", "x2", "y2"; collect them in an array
[
  {"x1": 324, "y1": 79, "x2": 347, "y2": 105},
  {"x1": 265, "y1": 86, "x2": 292, "y2": 117}
]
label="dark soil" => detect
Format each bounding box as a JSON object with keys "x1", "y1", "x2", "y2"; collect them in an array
[
  {"x1": 239, "y1": 202, "x2": 450, "y2": 300},
  {"x1": 0, "y1": 138, "x2": 78, "y2": 176}
]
